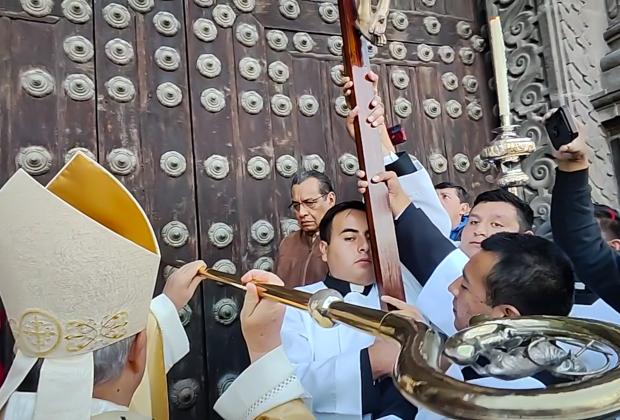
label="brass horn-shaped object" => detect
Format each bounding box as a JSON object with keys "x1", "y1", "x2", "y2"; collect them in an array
[{"x1": 198, "y1": 267, "x2": 620, "y2": 419}]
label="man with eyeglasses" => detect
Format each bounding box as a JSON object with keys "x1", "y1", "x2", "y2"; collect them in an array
[{"x1": 275, "y1": 71, "x2": 452, "y2": 288}]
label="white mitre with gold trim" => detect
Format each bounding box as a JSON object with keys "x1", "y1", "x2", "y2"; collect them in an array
[{"x1": 0, "y1": 152, "x2": 161, "y2": 420}]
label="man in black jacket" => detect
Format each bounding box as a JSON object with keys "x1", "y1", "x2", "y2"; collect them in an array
[{"x1": 550, "y1": 121, "x2": 620, "y2": 321}]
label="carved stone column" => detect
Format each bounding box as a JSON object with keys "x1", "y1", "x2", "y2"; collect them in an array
[
  {"x1": 491, "y1": 0, "x2": 617, "y2": 223},
  {"x1": 592, "y1": 0, "x2": 620, "y2": 198}
]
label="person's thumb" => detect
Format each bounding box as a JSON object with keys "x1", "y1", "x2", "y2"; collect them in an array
[{"x1": 242, "y1": 282, "x2": 260, "y2": 316}]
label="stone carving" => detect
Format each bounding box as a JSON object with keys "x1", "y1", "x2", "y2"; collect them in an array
[
  {"x1": 16, "y1": 146, "x2": 52, "y2": 176},
  {"x1": 474, "y1": 154, "x2": 492, "y2": 173},
  {"x1": 394, "y1": 97, "x2": 412, "y2": 118},
  {"x1": 160, "y1": 151, "x2": 187, "y2": 177},
  {"x1": 334, "y1": 95, "x2": 350, "y2": 117},
  {"x1": 423, "y1": 16, "x2": 441, "y2": 35},
  {"x1": 153, "y1": 12, "x2": 180, "y2": 36},
  {"x1": 423, "y1": 98, "x2": 441, "y2": 118},
  {"x1": 61, "y1": 0, "x2": 92, "y2": 23},
  {"x1": 294, "y1": 32, "x2": 315, "y2": 53},
  {"x1": 155, "y1": 47, "x2": 181, "y2": 71},
  {"x1": 328, "y1": 36, "x2": 343, "y2": 56},
  {"x1": 65, "y1": 147, "x2": 95, "y2": 163},
  {"x1": 128, "y1": 0, "x2": 154, "y2": 13},
  {"x1": 241, "y1": 91, "x2": 264, "y2": 114},
  {"x1": 390, "y1": 11, "x2": 408, "y2": 31},
  {"x1": 496, "y1": 0, "x2": 616, "y2": 206},
  {"x1": 267, "y1": 30, "x2": 289, "y2": 51},
  {"x1": 271, "y1": 94, "x2": 293, "y2": 117},
  {"x1": 453, "y1": 153, "x2": 470, "y2": 173},
  {"x1": 247, "y1": 156, "x2": 271, "y2": 179},
  {"x1": 253, "y1": 257, "x2": 274, "y2": 271},
  {"x1": 466, "y1": 101, "x2": 482, "y2": 121},
  {"x1": 441, "y1": 72, "x2": 458, "y2": 91},
  {"x1": 276, "y1": 155, "x2": 298, "y2": 177},
  {"x1": 303, "y1": 154, "x2": 325, "y2": 172},
  {"x1": 213, "y1": 259, "x2": 237, "y2": 275},
  {"x1": 208, "y1": 222, "x2": 234, "y2": 248},
  {"x1": 104, "y1": 38, "x2": 134, "y2": 65},
  {"x1": 157, "y1": 82, "x2": 183, "y2": 107},
  {"x1": 107, "y1": 148, "x2": 137, "y2": 175},
  {"x1": 330, "y1": 65, "x2": 345, "y2": 86},
  {"x1": 445, "y1": 99, "x2": 463, "y2": 119},
  {"x1": 204, "y1": 154, "x2": 230, "y2": 179},
  {"x1": 298, "y1": 95, "x2": 319, "y2": 117},
  {"x1": 21, "y1": 69, "x2": 54, "y2": 98},
  {"x1": 268, "y1": 61, "x2": 289, "y2": 83},
  {"x1": 438, "y1": 46, "x2": 455, "y2": 64},
  {"x1": 236, "y1": 23, "x2": 259, "y2": 47},
  {"x1": 471, "y1": 34, "x2": 486, "y2": 52},
  {"x1": 391, "y1": 69, "x2": 409, "y2": 90},
  {"x1": 194, "y1": 0, "x2": 214, "y2": 6},
  {"x1": 367, "y1": 44, "x2": 378, "y2": 58},
  {"x1": 201, "y1": 88, "x2": 226, "y2": 112},
  {"x1": 64, "y1": 74, "x2": 95, "y2": 101},
  {"x1": 389, "y1": 42, "x2": 407, "y2": 60},
  {"x1": 20, "y1": 0, "x2": 53, "y2": 17},
  {"x1": 103, "y1": 3, "x2": 131, "y2": 29},
  {"x1": 319, "y1": 2, "x2": 339, "y2": 23},
  {"x1": 417, "y1": 44, "x2": 434, "y2": 62},
  {"x1": 429, "y1": 153, "x2": 447, "y2": 174},
  {"x1": 105, "y1": 76, "x2": 136, "y2": 102},
  {"x1": 197, "y1": 54, "x2": 221, "y2": 78},
  {"x1": 456, "y1": 21, "x2": 473, "y2": 39},
  {"x1": 279, "y1": 0, "x2": 300, "y2": 19},
  {"x1": 462, "y1": 75, "x2": 479, "y2": 93},
  {"x1": 251, "y1": 220, "x2": 275, "y2": 245},
  {"x1": 339, "y1": 153, "x2": 359, "y2": 176},
  {"x1": 63, "y1": 36, "x2": 94, "y2": 63},
  {"x1": 280, "y1": 218, "x2": 300, "y2": 236},
  {"x1": 459, "y1": 47, "x2": 475, "y2": 65},
  {"x1": 239, "y1": 57, "x2": 261, "y2": 81},
  {"x1": 193, "y1": 18, "x2": 218, "y2": 42},
  {"x1": 213, "y1": 4, "x2": 236, "y2": 27},
  {"x1": 421, "y1": 0, "x2": 435, "y2": 6},
  {"x1": 233, "y1": 0, "x2": 255, "y2": 13},
  {"x1": 161, "y1": 221, "x2": 189, "y2": 248}
]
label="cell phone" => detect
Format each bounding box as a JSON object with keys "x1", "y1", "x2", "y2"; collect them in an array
[{"x1": 545, "y1": 106, "x2": 578, "y2": 150}]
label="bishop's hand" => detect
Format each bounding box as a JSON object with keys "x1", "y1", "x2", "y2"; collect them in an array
[
  {"x1": 240, "y1": 269, "x2": 287, "y2": 363},
  {"x1": 163, "y1": 260, "x2": 207, "y2": 310}
]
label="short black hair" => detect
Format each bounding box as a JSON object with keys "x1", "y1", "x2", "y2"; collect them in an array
[
  {"x1": 291, "y1": 170, "x2": 334, "y2": 195},
  {"x1": 434, "y1": 181, "x2": 469, "y2": 204},
  {"x1": 319, "y1": 200, "x2": 366, "y2": 243},
  {"x1": 594, "y1": 203, "x2": 620, "y2": 241},
  {"x1": 481, "y1": 232, "x2": 575, "y2": 316},
  {"x1": 473, "y1": 189, "x2": 534, "y2": 231}
]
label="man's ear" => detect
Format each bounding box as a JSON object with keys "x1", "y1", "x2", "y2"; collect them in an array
[
  {"x1": 490, "y1": 304, "x2": 521, "y2": 319},
  {"x1": 459, "y1": 203, "x2": 470, "y2": 217},
  {"x1": 609, "y1": 239, "x2": 620, "y2": 251},
  {"x1": 127, "y1": 330, "x2": 147, "y2": 376},
  {"x1": 326, "y1": 191, "x2": 336, "y2": 206},
  {"x1": 319, "y1": 240, "x2": 329, "y2": 263}
]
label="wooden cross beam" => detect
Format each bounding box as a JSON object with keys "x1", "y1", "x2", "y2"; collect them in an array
[{"x1": 337, "y1": 0, "x2": 405, "y2": 302}]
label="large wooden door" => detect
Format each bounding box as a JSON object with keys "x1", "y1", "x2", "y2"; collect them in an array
[{"x1": 0, "y1": 0, "x2": 495, "y2": 418}]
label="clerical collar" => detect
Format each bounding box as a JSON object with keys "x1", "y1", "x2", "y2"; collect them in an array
[{"x1": 324, "y1": 273, "x2": 373, "y2": 296}]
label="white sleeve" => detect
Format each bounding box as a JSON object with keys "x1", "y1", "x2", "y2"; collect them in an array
[
  {"x1": 149, "y1": 294, "x2": 190, "y2": 372},
  {"x1": 398, "y1": 160, "x2": 451, "y2": 239},
  {"x1": 415, "y1": 249, "x2": 469, "y2": 336},
  {"x1": 213, "y1": 346, "x2": 308, "y2": 420},
  {"x1": 280, "y1": 307, "x2": 362, "y2": 416}
]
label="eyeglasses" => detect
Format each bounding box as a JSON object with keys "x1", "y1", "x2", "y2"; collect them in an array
[{"x1": 289, "y1": 193, "x2": 328, "y2": 212}]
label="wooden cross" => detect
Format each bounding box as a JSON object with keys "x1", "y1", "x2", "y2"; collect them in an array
[{"x1": 337, "y1": 0, "x2": 405, "y2": 303}]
